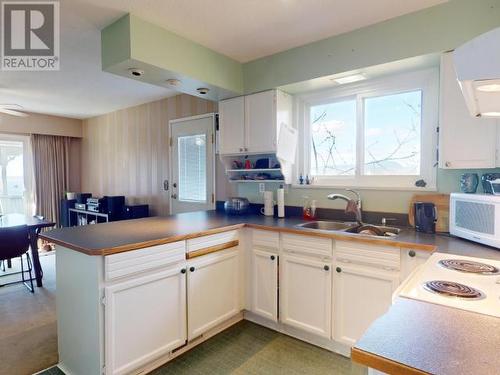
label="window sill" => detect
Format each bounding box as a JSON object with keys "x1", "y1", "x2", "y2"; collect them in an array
[{"x1": 290, "y1": 184, "x2": 437, "y2": 192}]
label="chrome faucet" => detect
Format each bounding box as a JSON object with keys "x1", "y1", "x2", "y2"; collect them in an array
[{"x1": 327, "y1": 189, "x2": 363, "y2": 224}]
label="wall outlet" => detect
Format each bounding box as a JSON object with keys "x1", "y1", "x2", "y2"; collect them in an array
[{"x1": 259, "y1": 183, "x2": 265, "y2": 194}]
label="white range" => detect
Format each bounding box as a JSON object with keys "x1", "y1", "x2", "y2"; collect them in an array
[{"x1": 396, "y1": 252, "x2": 500, "y2": 318}]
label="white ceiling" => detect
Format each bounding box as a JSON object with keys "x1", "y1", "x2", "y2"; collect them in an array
[
  {"x1": 84, "y1": 0, "x2": 447, "y2": 63},
  {"x1": 0, "y1": 1, "x2": 176, "y2": 120},
  {"x1": 0, "y1": 0, "x2": 447, "y2": 119}
]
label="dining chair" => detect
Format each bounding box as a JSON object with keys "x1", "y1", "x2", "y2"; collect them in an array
[{"x1": 0, "y1": 225, "x2": 34, "y2": 293}]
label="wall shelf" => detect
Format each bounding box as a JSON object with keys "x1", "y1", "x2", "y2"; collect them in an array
[
  {"x1": 229, "y1": 180, "x2": 284, "y2": 183},
  {"x1": 226, "y1": 168, "x2": 281, "y2": 173}
]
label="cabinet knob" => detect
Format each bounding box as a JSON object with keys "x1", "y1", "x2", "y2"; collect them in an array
[
  {"x1": 445, "y1": 161, "x2": 451, "y2": 167},
  {"x1": 180, "y1": 268, "x2": 186, "y2": 274},
  {"x1": 409, "y1": 250, "x2": 416, "y2": 258},
  {"x1": 324, "y1": 265, "x2": 330, "y2": 271},
  {"x1": 189, "y1": 266, "x2": 195, "y2": 272},
  {"x1": 336, "y1": 267, "x2": 342, "y2": 273},
  {"x1": 239, "y1": 147, "x2": 243, "y2": 152},
  {"x1": 270, "y1": 255, "x2": 275, "y2": 260},
  {"x1": 244, "y1": 147, "x2": 248, "y2": 152}
]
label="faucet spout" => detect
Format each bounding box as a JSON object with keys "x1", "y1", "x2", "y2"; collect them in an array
[{"x1": 327, "y1": 190, "x2": 363, "y2": 224}]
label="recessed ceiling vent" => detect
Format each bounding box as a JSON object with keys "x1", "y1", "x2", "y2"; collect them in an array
[{"x1": 128, "y1": 68, "x2": 144, "y2": 77}]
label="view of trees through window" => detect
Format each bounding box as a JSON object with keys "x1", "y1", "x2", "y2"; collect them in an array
[
  {"x1": 310, "y1": 90, "x2": 422, "y2": 177},
  {"x1": 0, "y1": 139, "x2": 25, "y2": 214}
]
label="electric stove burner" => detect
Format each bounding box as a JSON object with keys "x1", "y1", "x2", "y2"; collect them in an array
[
  {"x1": 438, "y1": 259, "x2": 500, "y2": 275},
  {"x1": 423, "y1": 280, "x2": 484, "y2": 299}
]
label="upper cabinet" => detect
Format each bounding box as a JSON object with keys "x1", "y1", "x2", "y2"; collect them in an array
[
  {"x1": 218, "y1": 90, "x2": 293, "y2": 155},
  {"x1": 439, "y1": 52, "x2": 498, "y2": 169}
]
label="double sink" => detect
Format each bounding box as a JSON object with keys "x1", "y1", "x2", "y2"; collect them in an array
[{"x1": 296, "y1": 220, "x2": 400, "y2": 238}]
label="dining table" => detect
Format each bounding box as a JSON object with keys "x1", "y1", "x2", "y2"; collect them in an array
[{"x1": 0, "y1": 213, "x2": 55, "y2": 287}]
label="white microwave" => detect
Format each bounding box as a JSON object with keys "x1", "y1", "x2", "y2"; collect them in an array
[{"x1": 450, "y1": 193, "x2": 500, "y2": 249}]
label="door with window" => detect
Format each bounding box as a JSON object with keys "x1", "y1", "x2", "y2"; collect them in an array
[
  {"x1": 0, "y1": 134, "x2": 33, "y2": 215},
  {"x1": 170, "y1": 114, "x2": 215, "y2": 214}
]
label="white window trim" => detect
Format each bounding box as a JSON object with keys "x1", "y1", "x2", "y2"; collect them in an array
[{"x1": 295, "y1": 68, "x2": 439, "y2": 191}]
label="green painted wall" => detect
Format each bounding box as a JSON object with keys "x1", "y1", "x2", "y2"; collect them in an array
[
  {"x1": 236, "y1": 168, "x2": 500, "y2": 214},
  {"x1": 243, "y1": 0, "x2": 500, "y2": 93}
]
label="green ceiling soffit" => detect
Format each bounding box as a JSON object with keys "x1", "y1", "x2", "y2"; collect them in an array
[
  {"x1": 243, "y1": 0, "x2": 500, "y2": 93},
  {"x1": 101, "y1": 14, "x2": 244, "y2": 100}
]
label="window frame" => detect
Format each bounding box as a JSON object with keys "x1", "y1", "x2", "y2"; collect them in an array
[{"x1": 296, "y1": 68, "x2": 439, "y2": 190}]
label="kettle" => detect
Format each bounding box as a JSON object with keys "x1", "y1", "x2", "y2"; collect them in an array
[{"x1": 414, "y1": 202, "x2": 437, "y2": 234}]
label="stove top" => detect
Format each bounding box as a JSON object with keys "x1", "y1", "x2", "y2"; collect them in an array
[
  {"x1": 423, "y1": 280, "x2": 484, "y2": 299},
  {"x1": 397, "y1": 253, "x2": 500, "y2": 318},
  {"x1": 438, "y1": 259, "x2": 500, "y2": 275}
]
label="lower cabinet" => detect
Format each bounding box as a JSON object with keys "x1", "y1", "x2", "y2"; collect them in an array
[
  {"x1": 104, "y1": 265, "x2": 187, "y2": 375},
  {"x1": 400, "y1": 248, "x2": 431, "y2": 281},
  {"x1": 251, "y1": 249, "x2": 278, "y2": 321},
  {"x1": 333, "y1": 263, "x2": 399, "y2": 346},
  {"x1": 187, "y1": 247, "x2": 241, "y2": 340},
  {"x1": 280, "y1": 254, "x2": 332, "y2": 338}
]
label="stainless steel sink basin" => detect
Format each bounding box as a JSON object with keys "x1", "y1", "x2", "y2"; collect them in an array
[
  {"x1": 296, "y1": 221, "x2": 359, "y2": 231},
  {"x1": 295, "y1": 221, "x2": 400, "y2": 238}
]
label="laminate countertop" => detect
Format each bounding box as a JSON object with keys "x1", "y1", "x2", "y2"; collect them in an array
[
  {"x1": 41, "y1": 210, "x2": 500, "y2": 260},
  {"x1": 351, "y1": 298, "x2": 500, "y2": 375}
]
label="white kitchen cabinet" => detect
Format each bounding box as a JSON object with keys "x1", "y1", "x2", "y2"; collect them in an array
[
  {"x1": 218, "y1": 90, "x2": 293, "y2": 155},
  {"x1": 333, "y1": 263, "x2": 399, "y2": 347},
  {"x1": 251, "y1": 249, "x2": 278, "y2": 321},
  {"x1": 104, "y1": 265, "x2": 187, "y2": 375},
  {"x1": 245, "y1": 90, "x2": 276, "y2": 153},
  {"x1": 219, "y1": 96, "x2": 245, "y2": 154},
  {"x1": 439, "y1": 52, "x2": 498, "y2": 169},
  {"x1": 280, "y1": 253, "x2": 332, "y2": 338},
  {"x1": 187, "y1": 248, "x2": 241, "y2": 340},
  {"x1": 400, "y1": 248, "x2": 431, "y2": 281}
]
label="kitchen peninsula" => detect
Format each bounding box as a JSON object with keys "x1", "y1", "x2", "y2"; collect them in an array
[{"x1": 42, "y1": 210, "x2": 500, "y2": 375}]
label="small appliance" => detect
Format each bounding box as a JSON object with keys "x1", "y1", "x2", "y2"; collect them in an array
[
  {"x1": 261, "y1": 191, "x2": 275, "y2": 216},
  {"x1": 450, "y1": 193, "x2": 500, "y2": 248},
  {"x1": 413, "y1": 202, "x2": 437, "y2": 234},
  {"x1": 481, "y1": 173, "x2": 500, "y2": 194},
  {"x1": 122, "y1": 205, "x2": 149, "y2": 220},
  {"x1": 224, "y1": 197, "x2": 250, "y2": 215}
]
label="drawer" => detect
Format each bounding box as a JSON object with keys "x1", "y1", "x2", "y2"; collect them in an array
[
  {"x1": 252, "y1": 229, "x2": 279, "y2": 250},
  {"x1": 186, "y1": 230, "x2": 239, "y2": 253},
  {"x1": 334, "y1": 241, "x2": 400, "y2": 271},
  {"x1": 282, "y1": 233, "x2": 333, "y2": 257},
  {"x1": 105, "y1": 241, "x2": 186, "y2": 281}
]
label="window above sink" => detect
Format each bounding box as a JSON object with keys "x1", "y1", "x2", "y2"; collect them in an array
[{"x1": 295, "y1": 69, "x2": 439, "y2": 191}]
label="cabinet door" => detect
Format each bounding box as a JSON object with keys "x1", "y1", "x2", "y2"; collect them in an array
[
  {"x1": 280, "y1": 254, "x2": 332, "y2": 338},
  {"x1": 245, "y1": 90, "x2": 276, "y2": 153},
  {"x1": 219, "y1": 96, "x2": 245, "y2": 154},
  {"x1": 439, "y1": 52, "x2": 497, "y2": 169},
  {"x1": 187, "y1": 248, "x2": 241, "y2": 340},
  {"x1": 333, "y1": 264, "x2": 399, "y2": 347},
  {"x1": 400, "y1": 249, "x2": 431, "y2": 281},
  {"x1": 251, "y1": 249, "x2": 278, "y2": 321},
  {"x1": 105, "y1": 266, "x2": 187, "y2": 375}
]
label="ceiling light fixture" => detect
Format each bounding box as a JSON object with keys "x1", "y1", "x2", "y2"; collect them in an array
[
  {"x1": 331, "y1": 74, "x2": 366, "y2": 85},
  {"x1": 476, "y1": 83, "x2": 500, "y2": 92},
  {"x1": 480, "y1": 112, "x2": 500, "y2": 117},
  {"x1": 197, "y1": 87, "x2": 210, "y2": 95},
  {"x1": 166, "y1": 78, "x2": 181, "y2": 86},
  {"x1": 128, "y1": 68, "x2": 144, "y2": 77}
]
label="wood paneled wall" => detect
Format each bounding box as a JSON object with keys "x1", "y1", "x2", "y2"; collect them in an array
[{"x1": 81, "y1": 94, "x2": 217, "y2": 216}]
